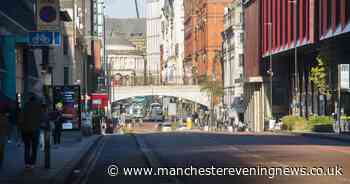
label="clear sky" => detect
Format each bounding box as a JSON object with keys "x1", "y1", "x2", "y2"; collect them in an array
[{"x1": 105, "y1": 0, "x2": 146, "y2": 18}]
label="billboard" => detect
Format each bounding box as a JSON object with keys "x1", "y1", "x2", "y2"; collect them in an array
[
  {"x1": 90, "y1": 93, "x2": 109, "y2": 110},
  {"x1": 53, "y1": 85, "x2": 81, "y2": 129}
]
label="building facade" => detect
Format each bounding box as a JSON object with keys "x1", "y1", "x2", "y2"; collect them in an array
[
  {"x1": 106, "y1": 18, "x2": 146, "y2": 90},
  {"x1": 184, "y1": 0, "x2": 231, "y2": 83},
  {"x1": 222, "y1": 0, "x2": 244, "y2": 114},
  {"x1": 243, "y1": 0, "x2": 350, "y2": 132},
  {"x1": 146, "y1": 0, "x2": 163, "y2": 84},
  {"x1": 53, "y1": 0, "x2": 89, "y2": 90},
  {"x1": 0, "y1": 0, "x2": 37, "y2": 101},
  {"x1": 243, "y1": 0, "x2": 268, "y2": 132},
  {"x1": 160, "y1": 0, "x2": 185, "y2": 85}
]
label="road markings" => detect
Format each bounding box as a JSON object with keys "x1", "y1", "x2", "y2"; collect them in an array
[
  {"x1": 133, "y1": 134, "x2": 184, "y2": 184},
  {"x1": 78, "y1": 136, "x2": 107, "y2": 184}
]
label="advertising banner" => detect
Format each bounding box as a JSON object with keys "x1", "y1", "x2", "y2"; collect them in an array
[
  {"x1": 90, "y1": 93, "x2": 108, "y2": 110},
  {"x1": 53, "y1": 85, "x2": 81, "y2": 129}
]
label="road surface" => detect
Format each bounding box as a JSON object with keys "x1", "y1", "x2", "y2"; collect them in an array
[{"x1": 76, "y1": 132, "x2": 350, "y2": 184}]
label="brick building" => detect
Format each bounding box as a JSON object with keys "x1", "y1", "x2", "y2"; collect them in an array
[{"x1": 184, "y1": 0, "x2": 232, "y2": 83}]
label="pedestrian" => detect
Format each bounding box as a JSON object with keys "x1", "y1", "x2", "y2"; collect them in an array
[
  {"x1": 18, "y1": 94, "x2": 42, "y2": 169},
  {"x1": 0, "y1": 108, "x2": 10, "y2": 170},
  {"x1": 52, "y1": 105, "x2": 64, "y2": 146},
  {"x1": 8, "y1": 95, "x2": 21, "y2": 144},
  {"x1": 39, "y1": 104, "x2": 50, "y2": 151},
  {"x1": 228, "y1": 107, "x2": 237, "y2": 132},
  {"x1": 192, "y1": 111, "x2": 199, "y2": 128}
]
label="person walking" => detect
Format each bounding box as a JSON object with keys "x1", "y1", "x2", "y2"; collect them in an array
[
  {"x1": 39, "y1": 104, "x2": 50, "y2": 151},
  {"x1": 0, "y1": 109, "x2": 10, "y2": 170},
  {"x1": 52, "y1": 106, "x2": 63, "y2": 146},
  {"x1": 18, "y1": 95, "x2": 42, "y2": 169}
]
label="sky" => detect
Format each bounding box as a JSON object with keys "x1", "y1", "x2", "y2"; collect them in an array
[{"x1": 105, "y1": 0, "x2": 146, "y2": 18}]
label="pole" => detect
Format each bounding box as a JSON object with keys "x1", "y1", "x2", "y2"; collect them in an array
[
  {"x1": 43, "y1": 47, "x2": 51, "y2": 169},
  {"x1": 293, "y1": 0, "x2": 298, "y2": 116},
  {"x1": 269, "y1": 23, "x2": 273, "y2": 119},
  {"x1": 103, "y1": 15, "x2": 107, "y2": 92},
  {"x1": 337, "y1": 64, "x2": 342, "y2": 134},
  {"x1": 44, "y1": 130, "x2": 50, "y2": 169}
]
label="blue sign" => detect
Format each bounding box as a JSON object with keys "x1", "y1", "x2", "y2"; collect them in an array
[
  {"x1": 29, "y1": 31, "x2": 61, "y2": 46},
  {"x1": 53, "y1": 31, "x2": 61, "y2": 45}
]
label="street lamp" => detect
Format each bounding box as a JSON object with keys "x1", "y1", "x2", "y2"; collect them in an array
[
  {"x1": 265, "y1": 22, "x2": 273, "y2": 119},
  {"x1": 289, "y1": 0, "x2": 299, "y2": 115}
]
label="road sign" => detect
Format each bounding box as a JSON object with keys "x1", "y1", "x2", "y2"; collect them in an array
[
  {"x1": 37, "y1": 0, "x2": 60, "y2": 31},
  {"x1": 340, "y1": 64, "x2": 350, "y2": 89},
  {"x1": 29, "y1": 31, "x2": 61, "y2": 46}
]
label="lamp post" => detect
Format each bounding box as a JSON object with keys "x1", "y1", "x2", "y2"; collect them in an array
[
  {"x1": 289, "y1": 0, "x2": 299, "y2": 115},
  {"x1": 265, "y1": 22, "x2": 273, "y2": 119}
]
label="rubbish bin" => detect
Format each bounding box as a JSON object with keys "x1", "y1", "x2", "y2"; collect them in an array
[{"x1": 186, "y1": 117, "x2": 192, "y2": 129}]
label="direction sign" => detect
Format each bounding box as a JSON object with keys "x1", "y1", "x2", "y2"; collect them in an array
[{"x1": 29, "y1": 31, "x2": 61, "y2": 46}]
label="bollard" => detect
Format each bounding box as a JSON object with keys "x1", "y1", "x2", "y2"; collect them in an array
[{"x1": 44, "y1": 130, "x2": 51, "y2": 169}]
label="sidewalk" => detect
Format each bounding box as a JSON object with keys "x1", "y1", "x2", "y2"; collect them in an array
[
  {"x1": 175, "y1": 128, "x2": 350, "y2": 143},
  {"x1": 0, "y1": 131, "x2": 101, "y2": 184},
  {"x1": 287, "y1": 131, "x2": 350, "y2": 142}
]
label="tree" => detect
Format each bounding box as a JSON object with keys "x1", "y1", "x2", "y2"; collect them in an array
[
  {"x1": 309, "y1": 54, "x2": 331, "y2": 97},
  {"x1": 200, "y1": 75, "x2": 224, "y2": 99},
  {"x1": 200, "y1": 75, "x2": 224, "y2": 130}
]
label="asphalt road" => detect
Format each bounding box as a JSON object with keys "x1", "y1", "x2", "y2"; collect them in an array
[{"x1": 80, "y1": 132, "x2": 350, "y2": 184}]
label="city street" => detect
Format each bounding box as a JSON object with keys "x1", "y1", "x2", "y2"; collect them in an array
[{"x1": 76, "y1": 133, "x2": 350, "y2": 184}]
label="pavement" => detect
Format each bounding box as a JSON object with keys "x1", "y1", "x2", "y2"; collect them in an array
[
  {"x1": 180, "y1": 129, "x2": 350, "y2": 143},
  {"x1": 0, "y1": 131, "x2": 101, "y2": 184},
  {"x1": 286, "y1": 131, "x2": 350, "y2": 142}
]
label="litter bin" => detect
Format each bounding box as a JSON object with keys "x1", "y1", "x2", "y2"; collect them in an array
[{"x1": 186, "y1": 117, "x2": 192, "y2": 129}]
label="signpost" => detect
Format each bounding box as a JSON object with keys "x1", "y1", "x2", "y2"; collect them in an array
[
  {"x1": 37, "y1": 0, "x2": 60, "y2": 170},
  {"x1": 37, "y1": 0, "x2": 60, "y2": 31}
]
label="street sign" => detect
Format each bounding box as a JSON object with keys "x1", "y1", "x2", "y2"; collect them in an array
[
  {"x1": 37, "y1": 0, "x2": 60, "y2": 31},
  {"x1": 29, "y1": 31, "x2": 61, "y2": 46},
  {"x1": 340, "y1": 64, "x2": 350, "y2": 89}
]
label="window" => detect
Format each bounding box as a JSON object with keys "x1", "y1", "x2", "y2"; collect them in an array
[
  {"x1": 240, "y1": 12, "x2": 244, "y2": 24},
  {"x1": 240, "y1": 33, "x2": 244, "y2": 43},
  {"x1": 295, "y1": 0, "x2": 299, "y2": 43},
  {"x1": 302, "y1": 0, "x2": 307, "y2": 39},
  {"x1": 239, "y1": 54, "x2": 244, "y2": 66},
  {"x1": 279, "y1": 0, "x2": 283, "y2": 45},
  {"x1": 335, "y1": 0, "x2": 340, "y2": 28},
  {"x1": 64, "y1": 67, "x2": 69, "y2": 85},
  {"x1": 290, "y1": 5, "x2": 294, "y2": 43},
  {"x1": 63, "y1": 36, "x2": 69, "y2": 55},
  {"x1": 347, "y1": 0, "x2": 350, "y2": 23},
  {"x1": 327, "y1": 0, "x2": 332, "y2": 29}
]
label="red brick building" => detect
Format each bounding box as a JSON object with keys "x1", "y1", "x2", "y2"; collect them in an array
[{"x1": 184, "y1": 0, "x2": 232, "y2": 83}]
